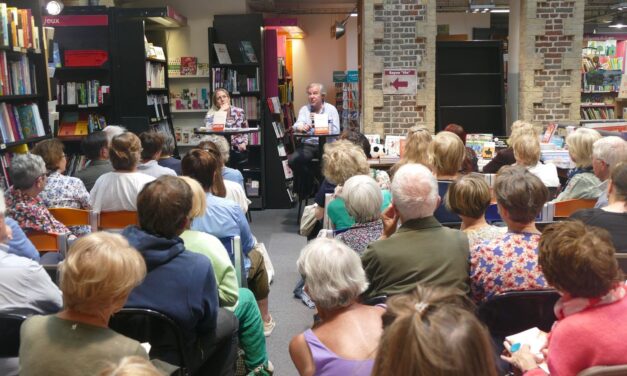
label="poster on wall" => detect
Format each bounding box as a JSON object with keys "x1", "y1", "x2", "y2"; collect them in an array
[{"x1": 383, "y1": 69, "x2": 417, "y2": 95}]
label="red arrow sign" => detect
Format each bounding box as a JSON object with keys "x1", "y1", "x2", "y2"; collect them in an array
[{"x1": 391, "y1": 78, "x2": 409, "y2": 90}]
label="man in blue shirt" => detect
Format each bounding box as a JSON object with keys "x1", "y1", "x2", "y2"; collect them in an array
[{"x1": 288, "y1": 83, "x2": 340, "y2": 195}]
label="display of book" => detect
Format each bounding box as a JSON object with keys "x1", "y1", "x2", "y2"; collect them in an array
[
  {"x1": 56, "y1": 80, "x2": 109, "y2": 107},
  {"x1": 213, "y1": 43, "x2": 232, "y2": 65},
  {"x1": 171, "y1": 87, "x2": 209, "y2": 110},
  {"x1": 0, "y1": 101, "x2": 44, "y2": 142},
  {"x1": 146, "y1": 61, "x2": 165, "y2": 89},
  {"x1": 239, "y1": 41, "x2": 258, "y2": 63},
  {"x1": 0, "y1": 52, "x2": 37, "y2": 96},
  {"x1": 0, "y1": 4, "x2": 41, "y2": 51},
  {"x1": 211, "y1": 67, "x2": 259, "y2": 93},
  {"x1": 58, "y1": 112, "x2": 105, "y2": 136},
  {"x1": 180, "y1": 56, "x2": 197, "y2": 76},
  {"x1": 231, "y1": 96, "x2": 258, "y2": 119}
]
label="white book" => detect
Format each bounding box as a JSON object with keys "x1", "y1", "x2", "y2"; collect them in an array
[
  {"x1": 385, "y1": 135, "x2": 405, "y2": 157},
  {"x1": 213, "y1": 43, "x2": 232, "y2": 65},
  {"x1": 30, "y1": 104, "x2": 45, "y2": 136}
]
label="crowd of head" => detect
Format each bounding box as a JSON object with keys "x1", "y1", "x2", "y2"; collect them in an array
[{"x1": 0, "y1": 118, "x2": 626, "y2": 376}]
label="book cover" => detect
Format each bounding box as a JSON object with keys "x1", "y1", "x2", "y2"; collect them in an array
[
  {"x1": 282, "y1": 160, "x2": 293, "y2": 179},
  {"x1": 239, "y1": 41, "x2": 258, "y2": 63},
  {"x1": 0, "y1": 4, "x2": 7, "y2": 48},
  {"x1": 385, "y1": 135, "x2": 405, "y2": 157},
  {"x1": 542, "y1": 123, "x2": 557, "y2": 143},
  {"x1": 213, "y1": 44, "x2": 232, "y2": 65},
  {"x1": 180, "y1": 56, "x2": 197, "y2": 76},
  {"x1": 58, "y1": 112, "x2": 79, "y2": 136},
  {"x1": 481, "y1": 142, "x2": 496, "y2": 159},
  {"x1": 16, "y1": 104, "x2": 37, "y2": 138}
]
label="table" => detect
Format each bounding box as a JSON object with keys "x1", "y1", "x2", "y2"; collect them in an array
[
  {"x1": 292, "y1": 132, "x2": 341, "y2": 157},
  {"x1": 195, "y1": 127, "x2": 261, "y2": 143},
  {"x1": 368, "y1": 157, "x2": 400, "y2": 169}
]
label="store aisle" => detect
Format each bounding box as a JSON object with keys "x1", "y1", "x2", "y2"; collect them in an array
[{"x1": 250, "y1": 207, "x2": 312, "y2": 375}]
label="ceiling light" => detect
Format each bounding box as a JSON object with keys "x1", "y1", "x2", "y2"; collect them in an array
[
  {"x1": 350, "y1": 13, "x2": 358, "y2": 17},
  {"x1": 45, "y1": 1, "x2": 63, "y2": 16},
  {"x1": 609, "y1": 15, "x2": 627, "y2": 28},
  {"x1": 491, "y1": 9, "x2": 510, "y2": 13}
]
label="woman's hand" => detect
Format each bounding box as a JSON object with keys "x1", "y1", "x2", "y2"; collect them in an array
[
  {"x1": 501, "y1": 343, "x2": 542, "y2": 372},
  {"x1": 220, "y1": 104, "x2": 229, "y2": 112}
]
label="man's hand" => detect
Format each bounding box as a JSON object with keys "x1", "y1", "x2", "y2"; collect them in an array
[
  {"x1": 380, "y1": 204, "x2": 399, "y2": 240},
  {"x1": 299, "y1": 124, "x2": 312, "y2": 132}
]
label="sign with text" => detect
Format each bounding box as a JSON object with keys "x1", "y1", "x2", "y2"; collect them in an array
[
  {"x1": 43, "y1": 15, "x2": 109, "y2": 27},
  {"x1": 383, "y1": 69, "x2": 417, "y2": 95}
]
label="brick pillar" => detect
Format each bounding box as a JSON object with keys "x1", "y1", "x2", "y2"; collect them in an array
[
  {"x1": 518, "y1": 0, "x2": 584, "y2": 127},
  {"x1": 362, "y1": 0, "x2": 436, "y2": 137}
]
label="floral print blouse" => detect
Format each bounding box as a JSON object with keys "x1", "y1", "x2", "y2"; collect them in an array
[
  {"x1": 38, "y1": 171, "x2": 91, "y2": 236},
  {"x1": 5, "y1": 186, "x2": 70, "y2": 235},
  {"x1": 204, "y1": 105, "x2": 249, "y2": 147},
  {"x1": 337, "y1": 220, "x2": 384, "y2": 256},
  {"x1": 470, "y1": 231, "x2": 547, "y2": 303}
]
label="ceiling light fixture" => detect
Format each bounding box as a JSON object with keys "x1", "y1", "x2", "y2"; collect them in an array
[
  {"x1": 490, "y1": 8, "x2": 510, "y2": 13},
  {"x1": 45, "y1": 1, "x2": 63, "y2": 16},
  {"x1": 331, "y1": 7, "x2": 357, "y2": 39},
  {"x1": 609, "y1": 15, "x2": 626, "y2": 28}
]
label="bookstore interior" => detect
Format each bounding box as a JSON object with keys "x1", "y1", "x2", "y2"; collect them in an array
[{"x1": 0, "y1": 0, "x2": 624, "y2": 211}]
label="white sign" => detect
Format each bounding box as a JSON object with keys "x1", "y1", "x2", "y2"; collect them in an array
[{"x1": 383, "y1": 69, "x2": 417, "y2": 95}]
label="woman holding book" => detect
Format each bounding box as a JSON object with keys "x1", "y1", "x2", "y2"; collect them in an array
[{"x1": 204, "y1": 88, "x2": 249, "y2": 153}]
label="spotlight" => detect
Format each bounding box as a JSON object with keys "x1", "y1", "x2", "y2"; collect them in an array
[{"x1": 45, "y1": 1, "x2": 64, "y2": 16}]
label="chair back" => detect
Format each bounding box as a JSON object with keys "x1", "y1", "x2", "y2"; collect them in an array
[
  {"x1": 27, "y1": 231, "x2": 68, "y2": 256},
  {"x1": 577, "y1": 365, "x2": 627, "y2": 376},
  {"x1": 219, "y1": 236, "x2": 245, "y2": 287},
  {"x1": 98, "y1": 211, "x2": 139, "y2": 230},
  {"x1": 485, "y1": 203, "x2": 502, "y2": 223},
  {"x1": 615, "y1": 253, "x2": 627, "y2": 274},
  {"x1": 554, "y1": 199, "x2": 596, "y2": 218},
  {"x1": 478, "y1": 289, "x2": 560, "y2": 339},
  {"x1": 43, "y1": 264, "x2": 59, "y2": 285},
  {"x1": 0, "y1": 313, "x2": 27, "y2": 357},
  {"x1": 109, "y1": 308, "x2": 189, "y2": 375},
  {"x1": 48, "y1": 208, "x2": 96, "y2": 228},
  {"x1": 323, "y1": 193, "x2": 334, "y2": 230}
]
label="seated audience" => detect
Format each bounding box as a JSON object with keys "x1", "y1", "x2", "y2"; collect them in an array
[
  {"x1": 389, "y1": 125, "x2": 432, "y2": 177},
  {"x1": 483, "y1": 120, "x2": 537, "y2": 174},
  {"x1": 362, "y1": 163, "x2": 469, "y2": 299},
  {"x1": 5, "y1": 154, "x2": 70, "y2": 235},
  {"x1": 157, "y1": 133, "x2": 182, "y2": 175},
  {"x1": 137, "y1": 132, "x2": 176, "y2": 178},
  {"x1": 591, "y1": 136, "x2": 627, "y2": 208},
  {"x1": 445, "y1": 174, "x2": 505, "y2": 249},
  {"x1": 290, "y1": 238, "x2": 383, "y2": 376},
  {"x1": 179, "y1": 176, "x2": 272, "y2": 374},
  {"x1": 444, "y1": 123, "x2": 479, "y2": 173},
  {"x1": 554, "y1": 127, "x2": 602, "y2": 201},
  {"x1": 372, "y1": 285, "x2": 497, "y2": 376},
  {"x1": 571, "y1": 163, "x2": 627, "y2": 250},
  {"x1": 430, "y1": 131, "x2": 466, "y2": 223},
  {"x1": 90, "y1": 132, "x2": 155, "y2": 212},
  {"x1": 183, "y1": 150, "x2": 275, "y2": 336},
  {"x1": 75, "y1": 131, "x2": 114, "y2": 191},
  {"x1": 340, "y1": 129, "x2": 390, "y2": 189},
  {"x1": 122, "y1": 176, "x2": 238, "y2": 374},
  {"x1": 19, "y1": 232, "x2": 149, "y2": 376},
  {"x1": 102, "y1": 125, "x2": 126, "y2": 143},
  {"x1": 321, "y1": 140, "x2": 390, "y2": 229},
  {"x1": 337, "y1": 175, "x2": 384, "y2": 255},
  {"x1": 511, "y1": 134, "x2": 559, "y2": 189},
  {"x1": 32, "y1": 139, "x2": 91, "y2": 236},
  {"x1": 199, "y1": 134, "x2": 244, "y2": 188},
  {"x1": 503, "y1": 221, "x2": 627, "y2": 375},
  {"x1": 198, "y1": 140, "x2": 250, "y2": 212},
  {"x1": 470, "y1": 166, "x2": 548, "y2": 303}
]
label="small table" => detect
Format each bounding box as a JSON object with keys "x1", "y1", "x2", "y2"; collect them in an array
[
  {"x1": 194, "y1": 127, "x2": 261, "y2": 145},
  {"x1": 292, "y1": 132, "x2": 341, "y2": 157},
  {"x1": 368, "y1": 157, "x2": 400, "y2": 170}
]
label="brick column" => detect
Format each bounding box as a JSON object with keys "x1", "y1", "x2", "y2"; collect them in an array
[
  {"x1": 362, "y1": 0, "x2": 436, "y2": 136},
  {"x1": 518, "y1": 0, "x2": 584, "y2": 127}
]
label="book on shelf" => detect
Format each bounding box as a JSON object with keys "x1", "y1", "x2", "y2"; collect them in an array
[
  {"x1": 277, "y1": 142, "x2": 286, "y2": 157},
  {"x1": 213, "y1": 43, "x2": 232, "y2": 65},
  {"x1": 384, "y1": 135, "x2": 405, "y2": 157},
  {"x1": 272, "y1": 121, "x2": 285, "y2": 138},
  {"x1": 0, "y1": 5, "x2": 40, "y2": 51},
  {"x1": 231, "y1": 96, "x2": 258, "y2": 119},
  {"x1": 266, "y1": 97, "x2": 281, "y2": 114},
  {"x1": 180, "y1": 56, "x2": 197, "y2": 76},
  {"x1": 66, "y1": 154, "x2": 88, "y2": 176},
  {"x1": 57, "y1": 80, "x2": 108, "y2": 107},
  {"x1": 211, "y1": 67, "x2": 259, "y2": 93},
  {"x1": 145, "y1": 61, "x2": 165, "y2": 89},
  {"x1": 581, "y1": 107, "x2": 616, "y2": 120},
  {"x1": 167, "y1": 57, "x2": 180, "y2": 77},
  {"x1": 58, "y1": 112, "x2": 105, "y2": 136},
  {"x1": 247, "y1": 131, "x2": 261, "y2": 145},
  {"x1": 245, "y1": 178, "x2": 259, "y2": 197},
  {"x1": 239, "y1": 41, "x2": 258, "y2": 63},
  {"x1": 147, "y1": 94, "x2": 168, "y2": 121},
  {"x1": 0, "y1": 52, "x2": 37, "y2": 96},
  {"x1": 153, "y1": 46, "x2": 165, "y2": 61},
  {"x1": 171, "y1": 87, "x2": 209, "y2": 110},
  {"x1": 0, "y1": 102, "x2": 44, "y2": 143},
  {"x1": 282, "y1": 159, "x2": 293, "y2": 179}
]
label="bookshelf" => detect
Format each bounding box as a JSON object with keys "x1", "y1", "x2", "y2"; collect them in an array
[
  {"x1": 580, "y1": 39, "x2": 625, "y2": 123},
  {"x1": 333, "y1": 70, "x2": 359, "y2": 131},
  {"x1": 209, "y1": 14, "x2": 265, "y2": 209},
  {"x1": 436, "y1": 41, "x2": 506, "y2": 135},
  {"x1": 0, "y1": 0, "x2": 52, "y2": 189}
]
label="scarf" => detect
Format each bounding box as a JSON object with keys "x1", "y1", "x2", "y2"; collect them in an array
[
  {"x1": 564, "y1": 166, "x2": 593, "y2": 188},
  {"x1": 554, "y1": 282, "x2": 627, "y2": 320}
]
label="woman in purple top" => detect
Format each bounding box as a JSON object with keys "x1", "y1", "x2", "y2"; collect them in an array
[{"x1": 289, "y1": 238, "x2": 383, "y2": 376}]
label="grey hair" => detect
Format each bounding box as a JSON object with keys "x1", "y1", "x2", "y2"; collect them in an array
[
  {"x1": 340, "y1": 175, "x2": 383, "y2": 223},
  {"x1": 307, "y1": 82, "x2": 326, "y2": 96},
  {"x1": 0, "y1": 189, "x2": 5, "y2": 215},
  {"x1": 103, "y1": 125, "x2": 127, "y2": 144},
  {"x1": 391, "y1": 163, "x2": 439, "y2": 220},
  {"x1": 199, "y1": 134, "x2": 230, "y2": 163},
  {"x1": 11, "y1": 153, "x2": 46, "y2": 189},
  {"x1": 161, "y1": 133, "x2": 176, "y2": 156},
  {"x1": 297, "y1": 238, "x2": 368, "y2": 310},
  {"x1": 593, "y1": 136, "x2": 627, "y2": 169}
]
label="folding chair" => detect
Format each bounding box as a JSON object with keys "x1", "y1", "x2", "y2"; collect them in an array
[
  {"x1": 0, "y1": 312, "x2": 27, "y2": 357},
  {"x1": 109, "y1": 308, "x2": 188, "y2": 376},
  {"x1": 578, "y1": 365, "x2": 627, "y2": 376},
  {"x1": 615, "y1": 253, "x2": 627, "y2": 274},
  {"x1": 219, "y1": 236, "x2": 246, "y2": 288},
  {"x1": 553, "y1": 198, "x2": 597, "y2": 218},
  {"x1": 97, "y1": 211, "x2": 139, "y2": 231},
  {"x1": 322, "y1": 193, "x2": 334, "y2": 230},
  {"x1": 48, "y1": 208, "x2": 96, "y2": 228},
  {"x1": 27, "y1": 231, "x2": 69, "y2": 257}
]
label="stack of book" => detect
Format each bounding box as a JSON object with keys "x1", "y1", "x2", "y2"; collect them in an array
[
  {"x1": 57, "y1": 80, "x2": 108, "y2": 106},
  {"x1": 0, "y1": 102, "x2": 44, "y2": 142},
  {"x1": 231, "y1": 96, "x2": 258, "y2": 119},
  {"x1": 0, "y1": 53, "x2": 36, "y2": 95},
  {"x1": 0, "y1": 4, "x2": 41, "y2": 51}
]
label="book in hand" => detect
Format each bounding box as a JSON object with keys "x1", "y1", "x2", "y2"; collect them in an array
[
  {"x1": 239, "y1": 41, "x2": 258, "y2": 63},
  {"x1": 212, "y1": 110, "x2": 227, "y2": 131},
  {"x1": 505, "y1": 327, "x2": 549, "y2": 374},
  {"x1": 213, "y1": 44, "x2": 232, "y2": 65}
]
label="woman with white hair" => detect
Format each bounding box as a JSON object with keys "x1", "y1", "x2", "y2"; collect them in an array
[
  {"x1": 554, "y1": 127, "x2": 602, "y2": 202},
  {"x1": 337, "y1": 175, "x2": 384, "y2": 255},
  {"x1": 199, "y1": 134, "x2": 244, "y2": 187},
  {"x1": 5, "y1": 154, "x2": 70, "y2": 235},
  {"x1": 289, "y1": 238, "x2": 383, "y2": 376}
]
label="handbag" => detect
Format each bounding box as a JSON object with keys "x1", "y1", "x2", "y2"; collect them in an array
[{"x1": 299, "y1": 204, "x2": 318, "y2": 236}]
